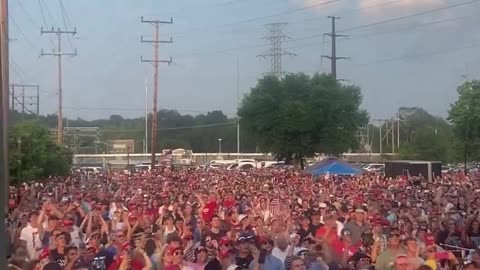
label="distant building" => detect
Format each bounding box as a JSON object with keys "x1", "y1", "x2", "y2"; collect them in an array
[{"x1": 107, "y1": 139, "x2": 135, "y2": 154}]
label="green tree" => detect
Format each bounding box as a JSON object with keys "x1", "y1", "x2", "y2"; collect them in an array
[
  {"x1": 398, "y1": 127, "x2": 450, "y2": 161},
  {"x1": 238, "y1": 73, "x2": 368, "y2": 167},
  {"x1": 448, "y1": 80, "x2": 480, "y2": 161},
  {"x1": 396, "y1": 107, "x2": 456, "y2": 162},
  {"x1": 8, "y1": 121, "x2": 73, "y2": 184}
]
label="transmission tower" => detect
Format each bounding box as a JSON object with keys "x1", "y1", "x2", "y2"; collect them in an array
[
  {"x1": 40, "y1": 27, "x2": 78, "y2": 145},
  {"x1": 10, "y1": 84, "x2": 40, "y2": 118},
  {"x1": 322, "y1": 16, "x2": 349, "y2": 80},
  {"x1": 258, "y1": 23, "x2": 295, "y2": 78},
  {"x1": 140, "y1": 16, "x2": 173, "y2": 167}
]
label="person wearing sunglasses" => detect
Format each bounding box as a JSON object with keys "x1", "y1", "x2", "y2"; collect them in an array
[
  {"x1": 349, "y1": 252, "x2": 372, "y2": 270},
  {"x1": 374, "y1": 232, "x2": 405, "y2": 270}
]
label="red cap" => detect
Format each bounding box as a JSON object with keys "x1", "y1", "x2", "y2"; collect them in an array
[
  {"x1": 63, "y1": 219, "x2": 74, "y2": 226},
  {"x1": 219, "y1": 237, "x2": 231, "y2": 246},
  {"x1": 425, "y1": 234, "x2": 435, "y2": 246},
  {"x1": 257, "y1": 235, "x2": 270, "y2": 245}
]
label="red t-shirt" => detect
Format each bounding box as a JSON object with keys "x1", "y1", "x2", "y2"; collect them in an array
[
  {"x1": 202, "y1": 200, "x2": 217, "y2": 221},
  {"x1": 223, "y1": 199, "x2": 235, "y2": 209}
]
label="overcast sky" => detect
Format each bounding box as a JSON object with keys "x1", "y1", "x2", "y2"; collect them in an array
[{"x1": 9, "y1": 0, "x2": 480, "y2": 121}]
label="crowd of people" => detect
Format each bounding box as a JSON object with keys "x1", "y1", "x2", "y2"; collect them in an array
[{"x1": 5, "y1": 164, "x2": 480, "y2": 270}]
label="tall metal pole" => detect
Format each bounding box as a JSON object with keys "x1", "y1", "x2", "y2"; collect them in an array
[
  {"x1": 57, "y1": 29, "x2": 62, "y2": 143},
  {"x1": 379, "y1": 125, "x2": 382, "y2": 154},
  {"x1": 322, "y1": 16, "x2": 348, "y2": 80},
  {"x1": 21, "y1": 86, "x2": 25, "y2": 115},
  {"x1": 145, "y1": 76, "x2": 148, "y2": 154},
  {"x1": 392, "y1": 121, "x2": 395, "y2": 153},
  {"x1": 141, "y1": 16, "x2": 173, "y2": 167},
  {"x1": 236, "y1": 56, "x2": 240, "y2": 154},
  {"x1": 152, "y1": 24, "x2": 158, "y2": 166},
  {"x1": 0, "y1": 0, "x2": 9, "y2": 265},
  {"x1": 330, "y1": 16, "x2": 337, "y2": 80},
  {"x1": 36, "y1": 84, "x2": 40, "y2": 115},
  {"x1": 10, "y1": 83, "x2": 13, "y2": 109},
  {"x1": 397, "y1": 113, "x2": 400, "y2": 148}
]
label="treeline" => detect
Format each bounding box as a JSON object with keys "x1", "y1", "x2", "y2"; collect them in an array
[
  {"x1": 10, "y1": 109, "x2": 258, "y2": 154},
  {"x1": 9, "y1": 75, "x2": 479, "y2": 164}
]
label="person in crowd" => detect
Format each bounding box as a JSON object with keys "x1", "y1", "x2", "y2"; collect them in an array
[
  {"x1": 374, "y1": 232, "x2": 405, "y2": 270},
  {"x1": 9, "y1": 165, "x2": 480, "y2": 270}
]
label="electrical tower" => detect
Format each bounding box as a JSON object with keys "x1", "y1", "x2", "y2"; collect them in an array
[
  {"x1": 10, "y1": 84, "x2": 40, "y2": 117},
  {"x1": 371, "y1": 116, "x2": 400, "y2": 154},
  {"x1": 40, "y1": 27, "x2": 77, "y2": 145},
  {"x1": 322, "y1": 16, "x2": 349, "y2": 80},
  {"x1": 258, "y1": 23, "x2": 295, "y2": 78},
  {"x1": 140, "y1": 16, "x2": 173, "y2": 167}
]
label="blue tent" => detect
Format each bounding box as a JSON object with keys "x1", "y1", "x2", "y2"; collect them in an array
[{"x1": 303, "y1": 157, "x2": 363, "y2": 176}]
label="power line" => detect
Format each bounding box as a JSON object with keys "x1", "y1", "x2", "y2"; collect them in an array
[
  {"x1": 37, "y1": 0, "x2": 56, "y2": 48},
  {"x1": 58, "y1": 0, "x2": 75, "y2": 50},
  {"x1": 171, "y1": 1, "x2": 478, "y2": 60},
  {"x1": 357, "y1": 40, "x2": 480, "y2": 67},
  {"x1": 59, "y1": 0, "x2": 72, "y2": 27},
  {"x1": 9, "y1": 15, "x2": 36, "y2": 49},
  {"x1": 37, "y1": 0, "x2": 49, "y2": 26},
  {"x1": 279, "y1": 13, "x2": 476, "y2": 55},
  {"x1": 283, "y1": 0, "x2": 480, "y2": 44},
  {"x1": 339, "y1": 0, "x2": 480, "y2": 32},
  {"x1": 40, "y1": 0, "x2": 56, "y2": 25},
  {"x1": 62, "y1": 106, "x2": 237, "y2": 116},
  {"x1": 14, "y1": 0, "x2": 36, "y2": 27},
  {"x1": 166, "y1": 0, "x2": 342, "y2": 36},
  {"x1": 101, "y1": 121, "x2": 237, "y2": 133}
]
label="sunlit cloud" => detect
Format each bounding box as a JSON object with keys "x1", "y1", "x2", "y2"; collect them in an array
[{"x1": 290, "y1": 0, "x2": 449, "y2": 17}]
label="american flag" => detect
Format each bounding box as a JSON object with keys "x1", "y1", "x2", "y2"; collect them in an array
[{"x1": 269, "y1": 198, "x2": 280, "y2": 216}]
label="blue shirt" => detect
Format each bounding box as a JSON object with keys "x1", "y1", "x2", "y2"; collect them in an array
[{"x1": 249, "y1": 255, "x2": 284, "y2": 270}]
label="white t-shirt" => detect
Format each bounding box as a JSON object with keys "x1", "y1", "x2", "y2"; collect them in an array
[
  {"x1": 69, "y1": 227, "x2": 83, "y2": 247},
  {"x1": 272, "y1": 246, "x2": 303, "y2": 263},
  {"x1": 20, "y1": 224, "x2": 43, "y2": 260}
]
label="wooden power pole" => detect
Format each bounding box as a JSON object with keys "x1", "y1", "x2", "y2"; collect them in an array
[
  {"x1": 40, "y1": 27, "x2": 77, "y2": 144},
  {"x1": 140, "y1": 16, "x2": 173, "y2": 167},
  {"x1": 0, "y1": 0, "x2": 9, "y2": 265}
]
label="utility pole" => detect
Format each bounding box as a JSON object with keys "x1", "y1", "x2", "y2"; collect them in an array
[
  {"x1": 322, "y1": 16, "x2": 349, "y2": 80},
  {"x1": 40, "y1": 27, "x2": 77, "y2": 145},
  {"x1": 236, "y1": 56, "x2": 240, "y2": 154},
  {"x1": 144, "y1": 76, "x2": 148, "y2": 155},
  {"x1": 10, "y1": 84, "x2": 40, "y2": 115},
  {"x1": 258, "y1": 23, "x2": 295, "y2": 78},
  {"x1": 0, "y1": 0, "x2": 9, "y2": 265},
  {"x1": 140, "y1": 16, "x2": 173, "y2": 167}
]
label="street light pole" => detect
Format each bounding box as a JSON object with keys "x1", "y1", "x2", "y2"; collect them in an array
[{"x1": 218, "y1": 138, "x2": 222, "y2": 154}]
